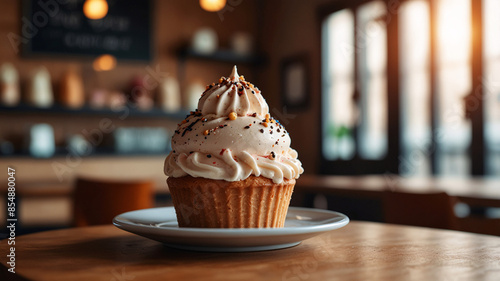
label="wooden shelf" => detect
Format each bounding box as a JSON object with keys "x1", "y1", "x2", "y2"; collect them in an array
[
  {"x1": 0, "y1": 103, "x2": 190, "y2": 119},
  {"x1": 0, "y1": 103, "x2": 182, "y2": 158}
]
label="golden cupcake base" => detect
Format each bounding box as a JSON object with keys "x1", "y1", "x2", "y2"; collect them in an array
[{"x1": 167, "y1": 176, "x2": 295, "y2": 228}]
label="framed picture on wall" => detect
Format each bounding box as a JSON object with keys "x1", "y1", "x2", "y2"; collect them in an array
[{"x1": 280, "y1": 54, "x2": 310, "y2": 110}]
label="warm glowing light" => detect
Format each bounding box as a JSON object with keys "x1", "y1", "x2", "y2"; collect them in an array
[
  {"x1": 93, "y1": 54, "x2": 116, "y2": 71},
  {"x1": 83, "y1": 0, "x2": 108, "y2": 20},
  {"x1": 437, "y1": 0, "x2": 470, "y2": 63},
  {"x1": 200, "y1": 0, "x2": 226, "y2": 12}
]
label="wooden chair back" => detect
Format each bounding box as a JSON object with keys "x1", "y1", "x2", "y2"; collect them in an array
[
  {"x1": 383, "y1": 191, "x2": 459, "y2": 230},
  {"x1": 73, "y1": 177, "x2": 154, "y2": 227}
]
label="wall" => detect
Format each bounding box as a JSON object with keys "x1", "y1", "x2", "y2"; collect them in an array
[
  {"x1": 258, "y1": 0, "x2": 336, "y2": 174},
  {"x1": 0, "y1": 0, "x2": 258, "y2": 92}
]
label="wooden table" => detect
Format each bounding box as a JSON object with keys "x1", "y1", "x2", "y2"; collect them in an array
[{"x1": 1, "y1": 222, "x2": 500, "y2": 281}]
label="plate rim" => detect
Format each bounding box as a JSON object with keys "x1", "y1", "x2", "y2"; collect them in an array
[{"x1": 113, "y1": 206, "x2": 350, "y2": 237}]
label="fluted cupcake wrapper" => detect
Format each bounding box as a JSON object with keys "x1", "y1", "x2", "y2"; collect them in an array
[{"x1": 167, "y1": 176, "x2": 295, "y2": 228}]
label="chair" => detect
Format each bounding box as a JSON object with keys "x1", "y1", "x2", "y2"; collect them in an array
[
  {"x1": 457, "y1": 216, "x2": 500, "y2": 236},
  {"x1": 383, "y1": 191, "x2": 459, "y2": 230},
  {"x1": 73, "y1": 177, "x2": 154, "y2": 227}
]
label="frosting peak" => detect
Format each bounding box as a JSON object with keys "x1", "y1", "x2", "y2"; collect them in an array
[
  {"x1": 229, "y1": 65, "x2": 239, "y2": 82},
  {"x1": 165, "y1": 66, "x2": 303, "y2": 184},
  {"x1": 197, "y1": 66, "x2": 269, "y2": 117}
]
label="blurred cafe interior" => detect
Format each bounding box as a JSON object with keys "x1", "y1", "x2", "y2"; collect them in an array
[{"x1": 0, "y1": 0, "x2": 499, "y2": 236}]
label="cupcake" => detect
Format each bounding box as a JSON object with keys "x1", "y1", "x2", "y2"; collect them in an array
[{"x1": 164, "y1": 66, "x2": 303, "y2": 228}]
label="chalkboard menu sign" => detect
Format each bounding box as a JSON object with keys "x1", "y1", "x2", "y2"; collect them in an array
[{"x1": 21, "y1": 0, "x2": 153, "y2": 61}]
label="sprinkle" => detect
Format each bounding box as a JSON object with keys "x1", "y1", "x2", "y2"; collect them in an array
[
  {"x1": 270, "y1": 151, "x2": 276, "y2": 160},
  {"x1": 252, "y1": 113, "x2": 257, "y2": 117},
  {"x1": 239, "y1": 75, "x2": 245, "y2": 81},
  {"x1": 229, "y1": 112, "x2": 237, "y2": 120},
  {"x1": 217, "y1": 94, "x2": 220, "y2": 99},
  {"x1": 262, "y1": 122, "x2": 268, "y2": 127},
  {"x1": 207, "y1": 154, "x2": 212, "y2": 158},
  {"x1": 203, "y1": 130, "x2": 209, "y2": 135},
  {"x1": 244, "y1": 126, "x2": 250, "y2": 129},
  {"x1": 213, "y1": 162, "x2": 216, "y2": 164},
  {"x1": 219, "y1": 77, "x2": 224, "y2": 83},
  {"x1": 265, "y1": 114, "x2": 270, "y2": 119},
  {"x1": 260, "y1": 129, "x2": 264, "y2": 133}
]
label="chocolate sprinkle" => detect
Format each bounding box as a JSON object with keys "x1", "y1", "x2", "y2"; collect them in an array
[{"x1": 181, "y1": 117, "x2": 202, "y2": 137}]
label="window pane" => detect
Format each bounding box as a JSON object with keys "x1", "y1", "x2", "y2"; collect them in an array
[
  {"x1": 322, "y1": 9, "x2": 356, "y2": 160},
  {"x1": 436, "y1": 0, "x2": 472, "y2": 177},
  {"x1": 484, "y1": 0, "x2": 500, "y2": 177},
  {"x1": 357, "y1": 1, "x2": 388, "y2": 160},
  {"x1": 399, "y1": 0, "x2": 431, "y2": 176}
]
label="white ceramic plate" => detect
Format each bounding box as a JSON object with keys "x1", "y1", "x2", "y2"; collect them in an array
[{"x1": 113, "y1": 207, "x2": 349, "y2": 252}]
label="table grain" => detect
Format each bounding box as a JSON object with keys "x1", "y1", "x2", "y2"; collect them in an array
[{"x1": 1, "y1": 221, "x2": 500, "y2": 281}]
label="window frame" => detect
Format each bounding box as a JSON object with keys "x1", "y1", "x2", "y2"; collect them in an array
[
  {"x1": 318, "y1": 0, "x2": 485, "y2": 176},
  {"x1": 318, "y1": 0, "x2": 400, "y2": 175}
]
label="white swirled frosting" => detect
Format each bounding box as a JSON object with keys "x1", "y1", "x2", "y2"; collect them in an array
[{"x1": 164, "y1": 66, "x2": 303, "y2": 183}]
